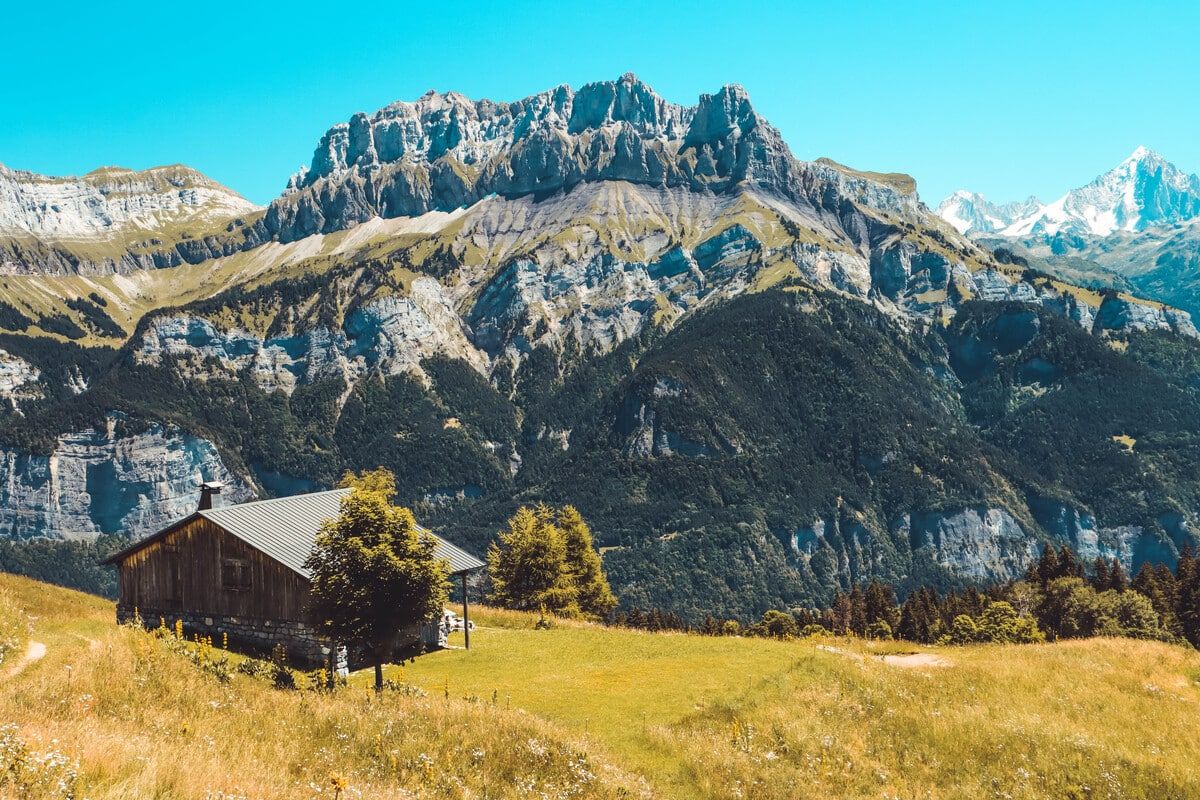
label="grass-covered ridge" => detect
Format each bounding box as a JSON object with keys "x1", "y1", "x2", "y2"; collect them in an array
[
  {"x1": 0, "y1": 574, "x2": 648, "y2": 799},
  {"x1": 3, "y1": 575, "x2": 1198, "y2": 799},
  {"x1": 402, "y1": 608, "x2": 1200, "y2": 798}
]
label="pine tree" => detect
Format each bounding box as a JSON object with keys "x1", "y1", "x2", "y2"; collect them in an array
[
  {"x1": 848, "y1": 585, "x2": 867, "y2": 636},
  {"x1": 1091, "y1": 557, "x2": 1110, "y2": 590},
  {"x1": 555, "y1": 505, "x2": 617, "y2": 620},
  {"x1": 1058, "y1": 546, "x2": 1082, "y2": 579},
  {"x1": 829, "y1": 590, "x2": 853, "y2": 635},
  {"x1": 863, "y1": 580, "x2": 899, "y2": 631},
  {"x1": 1176, "y1": 547, "x2": 1199, "y2": 648},
  {"x1": 1107, "y1": 559, "x2": 1129, "y2": 592},
  {"x1": 1033, "y1": 545, "x2": 1060, "y2": 586},
  {"x1": 898, "y1": 587, "x2": 939, "y2": 644},
  {"x1": 487, "y1": 506, "x2": 577, "y2": 614}
]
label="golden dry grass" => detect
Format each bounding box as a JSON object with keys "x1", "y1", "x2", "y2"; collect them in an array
[
  {"x1": 4, "y1": 575, "x2": 1200, "y2": 799},
  {"x1": 0, "y1": 575, "x2": 648, "y2": 800}
]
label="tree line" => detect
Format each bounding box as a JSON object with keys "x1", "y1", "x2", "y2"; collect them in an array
[{"x1": 617, "y1": 545, "x2": 1200, "y2": 650}]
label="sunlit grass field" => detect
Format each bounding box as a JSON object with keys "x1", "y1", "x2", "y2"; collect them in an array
[
  {"x1": 3, "y1": 574, "x2": 1200, "y2": 799},
  {"x1": 399, "y1": 608, "x2": 1200, "y2": 799}
]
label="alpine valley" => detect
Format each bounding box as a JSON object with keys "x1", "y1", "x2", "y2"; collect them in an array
[{"x1": 3, "y1": 74, "x2": 1200, "y2": 620}]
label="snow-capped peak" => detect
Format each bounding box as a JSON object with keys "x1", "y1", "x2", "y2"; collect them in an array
[
  {"x1": 936, "y1": 190, "x2": 1043, "y2": 235},
  {"x1": 999, "y1": 147, "x2": 1200, "y2": 238}
]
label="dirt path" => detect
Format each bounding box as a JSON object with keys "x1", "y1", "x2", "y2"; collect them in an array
[
  {"x1": 4, "y1": 640, "x2": 46, "y2": 678},
  {"x1": 881, "y1": 652, "x2": 950, "y2": 668},
  {"x1": 817, "y1": 643, "x2": 951, "y2": 668}
]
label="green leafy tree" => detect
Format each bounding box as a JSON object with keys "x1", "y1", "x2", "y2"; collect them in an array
[
  {"x1": 487, "y1": 506, "x2": 577, "y2": 614},
  {"x1": 757, "y1": 609, "x2": 799, "y2": 639},
  {"x1": 948, "y1": 614, "x2": 980, "y2": 644},
  {"x1": 553, "y1": 505, "x2": 617, "y2": 620},
  {"x1": 977, "y1": 601, "x2": 1044, "y2": 644},
  {"x1": 1098, "y1": 590, "x2": 1166, "y2": 640},
  {"x1": 306, "y1": 470, "x2": 450, "y2": 691}
]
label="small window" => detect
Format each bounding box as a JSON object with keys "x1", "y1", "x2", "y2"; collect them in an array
[{"x1": 221, "y1": 557, "x2": 251, "y2": 591}]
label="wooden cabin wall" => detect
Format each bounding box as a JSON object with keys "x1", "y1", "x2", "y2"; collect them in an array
[{"x1": 117, "y1": 518, "x2": 310, "y2": 622}]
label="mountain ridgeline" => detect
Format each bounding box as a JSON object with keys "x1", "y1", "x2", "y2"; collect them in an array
[
  {"x1": 938, "y1": 147, "x2": 1200, "y2": 319},
  {"x1": 0, "y1": 75, "x2": 1198, "y2": 621}
]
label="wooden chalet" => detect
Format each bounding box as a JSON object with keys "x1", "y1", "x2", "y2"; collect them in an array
[{"x1": 104, "y1": 484, "x2": 484, "y2": 669}]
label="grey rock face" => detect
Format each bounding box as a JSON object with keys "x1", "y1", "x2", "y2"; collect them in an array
[
  {"x1": 264, "y1": 75, "x2": 861, "y2": 243},
  {"x1": 897, "y1": 507, "x2": 1037, "y2": 582},
  {"x1": 0, "y1": 348, "x2": 41, "y2": 410},
  {"x1": 1030, "y1": 497, "x2": 1190, "y2": 571},
  {"x1": 135, "y1": 277, "x2": 486, "y2": 393},
  {"x1": 1092, "y1": 296, "x2": 1199, "y2": 338},
  {"x1": 0, "y1": 413, "x2": 251, "y2": 540}
]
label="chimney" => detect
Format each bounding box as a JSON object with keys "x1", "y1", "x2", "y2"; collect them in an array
[{"x1": 198, "y1": 481, "x2": 224, "y2": 511}]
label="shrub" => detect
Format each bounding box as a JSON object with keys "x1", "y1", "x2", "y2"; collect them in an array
[
  {"x1": 948, "y1": 614, "x2": 980, "y2": 645},
  {"x1": 865, "y1": 620, "x2": 893, "y2": 640},
  {"x1": 977, "y1": 601, "x2": 1044, "y2": 644},
  {"x1": 757, "y1": 610, "x2": 799, "y2": 639}
]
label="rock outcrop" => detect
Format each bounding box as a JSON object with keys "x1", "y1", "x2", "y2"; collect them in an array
[
  {"x1": 0, "y1": 349, "x2": 41, "y2": 411},
  {"x1": 0, "y1": 413, "x2": 251, "y2": 540},
  {"x1": 135, "y1": 277, "x2": 486, "y2": 393},
  {"x1": 0, "y1": 163, "x2": 264, "y2": 275}
]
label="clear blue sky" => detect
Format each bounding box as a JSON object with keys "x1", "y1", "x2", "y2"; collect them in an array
[{"x1": 3, "y1": 0, "x2": 1197, "y2": 207}]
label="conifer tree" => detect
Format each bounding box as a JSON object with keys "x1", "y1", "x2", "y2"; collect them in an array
[
  {"x1": 1176, "y1": 547, "x2": 1199, "y2": 647},
  {"x1": 863, "y1": 580, "x2": 899, "y2": 632},
  {"x1": 1033, "y1": 545, "x2": 1060, "y2": 586},
  {"x1": 487, "y1": 506, "x2": 577, "y2": 614},
  {"x1": 848, "y1": 585, "x2": 868, "y2": 637},
  {"x1": 555, "y1": 505, "x2": 617, "y2": 620},
  {"x1": 1027, "y1": 544, "x2": 1056, "y2": 587},
  {"x1": 1091, "y1": 557, "x2": 1110, "y2": 590},
  {"x1": 1058, "y1": 546, "x2": 1082, "y2": 579},
  {"x1": 1107, "y1": 559, "x2": 1129, "y2": 592}
]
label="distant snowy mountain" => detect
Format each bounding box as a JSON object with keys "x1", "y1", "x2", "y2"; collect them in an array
[
  {"x1": 943, "y1": 147, "x2": 1200, "y2": 319},
  {"x1": 939, "y1": 147, "x2": 1200, "y2": 239},
  {"x1": 936, "y1": 191, "x2": 1042, "y2": 235}
]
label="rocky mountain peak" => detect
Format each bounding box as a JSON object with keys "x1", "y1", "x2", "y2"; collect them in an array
[
  {"x1": 0, "y1": 162, "x2": 259, "y2": 238},
  {"x1": 266, "y1": 75, "x2": 801, "y2": 242},
  {"x1": 943, "y1": 147, "x2": 1200, "y2": 239}
]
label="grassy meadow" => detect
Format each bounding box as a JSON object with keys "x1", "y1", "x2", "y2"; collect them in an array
[{"x1": 3, "y1": 574, "x2": 1200, "y2": 799}]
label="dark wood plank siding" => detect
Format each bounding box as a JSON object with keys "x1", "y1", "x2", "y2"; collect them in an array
[{"x1": 117, "y1": 518, "x2": 311, "y2": 622}]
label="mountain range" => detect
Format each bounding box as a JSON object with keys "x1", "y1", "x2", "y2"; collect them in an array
[
  {"x1": 1, "y1": 75, "x2": 1199, "y2": 620},
  {"x1": 937, "y1": 147, "x2": 1200, "y2": 317}
]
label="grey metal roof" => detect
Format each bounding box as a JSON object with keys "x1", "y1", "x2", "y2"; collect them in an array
[{"x1": 108, "y1": 488, "x2": 484, "y2": 576}]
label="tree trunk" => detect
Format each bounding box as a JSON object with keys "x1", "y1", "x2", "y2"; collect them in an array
[{"x1": 374, "y1": 656, "x2": 384, "y2": 693}]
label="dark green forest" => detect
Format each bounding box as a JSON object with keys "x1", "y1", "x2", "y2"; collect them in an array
[{"x1": 3, "y1": 288, "x2": 1200, "y2": 621}]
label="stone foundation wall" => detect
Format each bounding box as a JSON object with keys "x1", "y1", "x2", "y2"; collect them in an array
[{"x1": 117, "y1": 604, "x2": 339, "y2": 669}]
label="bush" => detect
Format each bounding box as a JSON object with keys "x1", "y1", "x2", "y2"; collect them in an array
[
  {"x1": 865, "y1": 620, "x2": 893, "y2": 640},
  {"x1": 947, "y1": 614, "x2": 980, "y2": 645},
  {"x1": 977, "y1": 601, "x2": 1044, "y2": 644},
  {"x1": 756, "y1": 610, "x2": 799, "y2": 639}
]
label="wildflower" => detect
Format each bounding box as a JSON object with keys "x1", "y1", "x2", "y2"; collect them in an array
[{"x1": 329, "y1": 772, "x2": 347, "y2": 800}]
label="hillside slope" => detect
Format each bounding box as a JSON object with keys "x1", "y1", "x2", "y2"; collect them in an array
[
  {"x1": 2, "y1": 575, "x2": 1198, "y2": 799},
  {"x1": 1, "y1": 76, "x2": 1199, "y2": 619}
]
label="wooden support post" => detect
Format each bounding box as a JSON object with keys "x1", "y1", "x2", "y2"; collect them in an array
[{"x1": 461, "y1": 572, "x2": 471, "y2": 650}]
